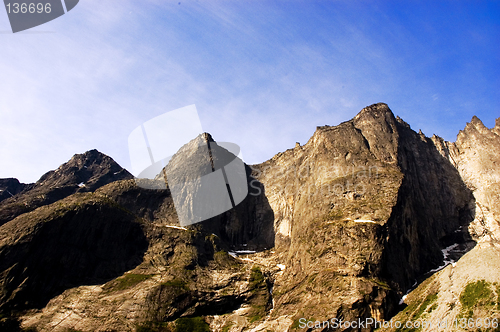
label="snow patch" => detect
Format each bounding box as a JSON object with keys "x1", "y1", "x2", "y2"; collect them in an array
[
  {"x1": 428, "y1": 243, "x2": 459, "y2": 273},
  {"x1": 233, "y1": 250, "x2": 256, "y2": 254},
  {"x1": 228, "y1": 251, "x2": 257, "y2": 261},
  {"x1": 277, "y1": 264, "x2": 286, "y2": 270},
  {"x1": 399, "y1": 280, "x2": 418, "y2": 305},
  {"x1": 164, "y1": 225, "x2": 187, "y2": 231},
  {"x1": 354, "y1": 219, "x2": 376, "y2": 223},
  {"x1": 240, "y1": 257, "x2": 254, "y2": 262}
]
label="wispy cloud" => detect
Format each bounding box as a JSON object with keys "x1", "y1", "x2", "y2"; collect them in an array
[{"x1": 0, "y1": 1, "x2": 498, "y2": 182}]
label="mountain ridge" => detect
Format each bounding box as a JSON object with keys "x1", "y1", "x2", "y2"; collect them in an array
[
  {"x1": 0, "y1": 103, "x2": 498, "y2": 332},
  {"x1": 0, "y1": 149, "x2": 133, "y2": 227}
]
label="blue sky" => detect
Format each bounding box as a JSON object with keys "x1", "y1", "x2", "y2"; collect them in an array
[{"x1": 0, "y1": 0, "x2": 498, "y2": 183}]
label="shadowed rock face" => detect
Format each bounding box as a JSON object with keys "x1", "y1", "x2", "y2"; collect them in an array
[
  {"x1": 383, "y1": 115, "x2": 475, "y2": 291},
  {"x1": 0, "y1": 149, "x2": 133, "y2": 226},
  {"x1": 378, "y1": 116, "x2": 500, "y2": 332},
  {"x1": 0, "y1": 178, "x2": 31, "y2": 203},
  {"x1": 0, "y1": 193, "x2": 148, "y2": 311},
  {"x1": 435, "y1": 115, "x2": 500, "y2": 243}
]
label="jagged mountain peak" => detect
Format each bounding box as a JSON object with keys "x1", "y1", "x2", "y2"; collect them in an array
[
  {"x1": 354, "y1": 102, "x2": 395, "y2": 122},
  {"x1": 359, "y1": 102, "x2": 391, "y2": 114},
  {"x1": 68, "y1": 148, "x2": 109, "y2": 164},
  {"x1": 0, "y1": 150, "x2": 132, "y2": 226},
  {"x1": 465, "y1": 115, "x2": 489, "y2": 133},
  {"x1": 470, "y1": 114, "x2": 483, "y2": 123},
  {"x1": 37, "y1": 149, "x2": 131, "y2": 189},
  {"x1": 201, "y1": 132, "x2": 214, "y2": 142},
  {"x1": 493, "y1": 117, "x2": 500, "y2": 136},
  {"x1": 315, "y1": 103, "x2": 393, "y2": 132},
  {"x1": 0, "y1": 178, "x2": 31, "y2": 203},
  {"x1": 457, "y1": 114, "x2": 500, "y2": 146}
]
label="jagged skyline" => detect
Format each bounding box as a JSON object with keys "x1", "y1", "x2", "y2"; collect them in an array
[{"x1": 2, "y1": 102, "x2": 498, "y2": 330}]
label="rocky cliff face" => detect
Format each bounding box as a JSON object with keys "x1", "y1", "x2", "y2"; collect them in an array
[
  {"x1": 432, "y1": 116, "x2": 500, "y2": 244},
  {"x1": 0, "y1": 103, "x2": 497, "y2": 332},
  {"x1": 378, "y1": 115, "x2": 500, "y2": 332},
  {"x1": 250, "y1": 103, "x2": 474, "y2": 330},
  {"x1": 0, "y1": 179, "x2": 32, "y2": 203}
]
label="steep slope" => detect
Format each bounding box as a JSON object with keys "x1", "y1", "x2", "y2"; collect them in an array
[
  {"x1": 0, "y1": 192, "x2": 148, "y2": 311},
  {"x1": 379, "y1": 115, "x2": 500, "y2": 332},
  {"x1": 0, "y1": 178, "x2": 32, "y2": 203},
  {"x1": 247, "y1": 103, "x2": 474, "y2": 331},
  {"x1": 3, "y1": 178, "x2": 272, "y2": 332},
  {"x1": 0, "y1": 149, "x2": 133, "y2": 226}
]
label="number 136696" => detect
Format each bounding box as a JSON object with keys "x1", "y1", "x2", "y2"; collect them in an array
[{"x1": 6, "y1": 3, "x2": 52, "y2": 14}]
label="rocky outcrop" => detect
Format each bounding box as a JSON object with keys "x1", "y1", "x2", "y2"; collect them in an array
[
  {"x1": 0, "y1": 178, "x2": 32, "y2": 203},
  {"x1": 0, "y1": 149, "x2": 133, "y2": 226},
  {"x1": 0, "y1": 192, "x2": 148, "y2": 311},
  {"x1": 431, "y1": 115, "x2": 500, "y2": 243},
  {"x1": 154, "y1": 133, "x2": 275, "y2": 251},
  {"x1": 379, "y1": 115, "x2": 500, "y2": 332},
  {"x1": 243, "y1": 103, "x2": 474, "y2": 331}
]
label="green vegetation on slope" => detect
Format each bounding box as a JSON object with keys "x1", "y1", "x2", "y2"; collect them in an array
[
  {"x1": 104, "y1": 274, "x2": 153, "y2": 292},
  {"x1": 174, "y1": 317, "x2": 210, "y2": 332},
  {"x1": 460, "y1": 280, "x2": 492, "y2": 310}
]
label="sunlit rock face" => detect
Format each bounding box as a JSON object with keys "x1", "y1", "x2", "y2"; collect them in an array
[
  {"x1": 379, "y1": 115, "x2": 500, "y2": 332},
  {"x1": 0, "y1": 149, "x2": 133, "y2": 227},
  {"x1": 431, "y1": 115, "x2": 500, "y2": 244},
  {"x1": 254, "y1": 103, "x2": 474, "y2": 325}
]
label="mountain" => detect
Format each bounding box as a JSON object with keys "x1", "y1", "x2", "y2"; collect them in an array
[
  {"x1": 0, "y1": 103, "x2": 498, "y2": 332},
  {"x1": 248, "y1": 103, "x2": 476, "y2": 330},
  {"x1": 0, "y1": 149, "x2": 133, "y2": 227},
  {"x1": 0, "y1": 179, "x2": 32, "y2": 203},
  {"x1": 378, "y1": 114, "x2": 500, "y2": 332}
]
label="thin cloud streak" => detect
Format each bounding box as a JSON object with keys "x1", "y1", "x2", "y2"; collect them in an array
[{"x1": 0, "y1": 1, "x2": 497, "y2": 182}]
